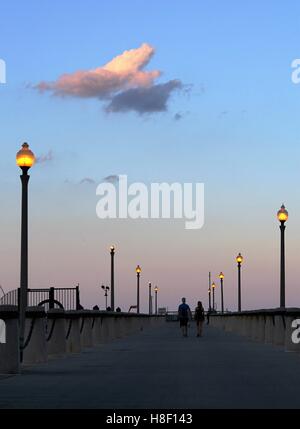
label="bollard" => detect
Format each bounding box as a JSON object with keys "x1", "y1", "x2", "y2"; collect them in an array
[
  {"x1": 65, "y1": 311, "x2": 81, "y2": 354},
  {"x1": 23, "y1": 307, "x2": 47, "y2": 365},
  {"x1": 0, "y1": 305, "x2": 20, "y2": 374},
  {"x1": 46, "y1": 309, "x2": 67, "y2": 358}
]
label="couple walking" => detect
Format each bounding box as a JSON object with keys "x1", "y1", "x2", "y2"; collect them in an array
[{"x1": 178, "y1": 297, "x2": 205, "y2": 337}]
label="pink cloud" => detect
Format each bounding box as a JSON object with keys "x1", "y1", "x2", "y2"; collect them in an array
[
  {"x1": 34, "y1": 43, "x2": 188, "y2": 115},
  {"x1": 35, "y1": 43, "x2": 161, "y2": 98}
]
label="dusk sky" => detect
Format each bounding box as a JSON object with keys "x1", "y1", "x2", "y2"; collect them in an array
[{"x1": 1, "y1": 1, "x2": 300, "y2": 312}]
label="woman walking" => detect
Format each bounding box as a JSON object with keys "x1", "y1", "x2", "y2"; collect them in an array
[{"x1": 194, "y1": 301, "x2": 205, "y2": 337}]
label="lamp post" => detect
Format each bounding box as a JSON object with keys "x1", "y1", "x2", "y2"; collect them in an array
[
  {"x1": 208, "y1": 271, "x2": 211, "y2": 311},
  {"x1": 148, "y1": 282, "x2": 152, "y2": 315},
  {"x1": 154, "y1": 286, "x2": 158, "y2": 315},
  {"x1": 211, "y1": 282, "x2": 216, "y2": 311},
  {"x1": 219, "y1": 272, "x2": 224, "y2": 313},
  {"x1": 277, "y1": 204, "x2": 288, "y2": 308},
  {"x1": 236, "y1": 253, "x2": 243, "y2": 312},
  {"x1": 136, "y1": 265, "x2": 141, "y2": 314},
  {"x1": 16, "y1": 142, "x2": 35, "y2": 361},
  {"x1": 110, "y1": 245, "x2": 115, "y2": 311},
  {"x1": 101, "y1": 285, "x2": 110, "y2": 309}
]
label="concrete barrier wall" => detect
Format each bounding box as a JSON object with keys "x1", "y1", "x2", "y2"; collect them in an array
[
  {"x1": 209, "y1": 309, "x2": 300, "y2": 353},
  {"x1": 91, "y1": 315, "x2": 103, "y2": 346},
  {"x1": 23, "y1": 307, "x2": 47, "y2": 365},
  {"x1": 79, "y1": 311, "x2": 94, "y2": 348},
  {"x1": 0, "y1": 305, "x2": 20, "y2": 374},
  {"x1": 0, "y1": 308, "x2": 164, "y2": 373},
  {"x1": 65, "y1": 311, "x2": 81, "y2": 353},
  {"x1": 46, "y1": 309, "x2": 67, "y2": 358}
]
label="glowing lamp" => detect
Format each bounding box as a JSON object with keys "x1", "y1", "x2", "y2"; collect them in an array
[
  {"x1": 277, "y1": 204, "x2": 288, "y2": 223},
  {"x1": 16, "y1": 143, "x2": 35, "y2": 169},
  {"x1": 219, "y1": 272, "x2": 224, "y2": 280},
  {"x1": 236, "y1": 253, "x2": 243, "y2": 264},
  {"x1": 136, "y1": 265, "x2": 141, "y2": 274},
  {"x1": 212, "y1": 282, "x2": 216, "y2": 289}
]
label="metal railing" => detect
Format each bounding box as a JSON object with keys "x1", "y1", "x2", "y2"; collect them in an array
[
  {"x1": 0, "y1": 289, "x2": 18, "y2": 306},
  {"x1": 166, "y1": 311, "x2": 198, "y2": 321},
  {"x1": 0, "y1": 286, "x2": 81, "y2": 311},
  {"x1": 166, "y1": 310, "x2": 213, "y2": 322}
]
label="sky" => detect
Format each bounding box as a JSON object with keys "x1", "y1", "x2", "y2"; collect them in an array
[{"x1": 0, "y1": 0, "x2": 300, "y2": 312}]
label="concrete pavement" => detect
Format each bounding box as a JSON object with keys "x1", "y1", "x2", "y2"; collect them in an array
[{"x1": 0, "y1": 322, "x2": 300, "y2": 409}]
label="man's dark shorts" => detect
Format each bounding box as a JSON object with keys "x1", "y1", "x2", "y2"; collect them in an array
[{"x1": 179, "y1": 317, "x2": 188, "y2": 327}]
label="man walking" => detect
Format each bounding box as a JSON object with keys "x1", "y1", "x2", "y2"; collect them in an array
[{"x1": 178, "y1": 297, "x2": 192, "y2": 337}]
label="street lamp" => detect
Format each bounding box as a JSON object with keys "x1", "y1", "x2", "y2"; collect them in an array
[
  {"x1": 236, "y1": 253, "x2": 243, "y2": 312},
  {"x1": 208, "y1": 271, "x2": 211, "y2": 311},
  {"x1": 277, "y1": 204, "x2": 288, "y2": 308},
  {"x1": 101, "y1": 285, "x2": 110, "y2": 309},
  {"x1": 16, "y1": 142, "x2": 35, "y2": 361},
  {"x1": 219, "y1": 272, "x2": 224, "y2": 313},
  {"x1": 211, "y1": 282, "x2": 216, "y2": 311},
  {"x1": 148, "y1": 282, "x2": 152, "y2": 315},
  {"x1": 110, "y1": 245, "x2": 115, "y2": 311},
  {"x1": 136, "y1": 265, "x2": 141, "y2": 314},
  {"x1": 154, "y1": 286, "x2": 158, "y2": 315}
]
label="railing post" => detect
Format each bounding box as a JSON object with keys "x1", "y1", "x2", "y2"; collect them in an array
[
  {"x1": 17, "y1": 288, "x2": 21, "y2": 312},
  {"x1": 76, "y1": 285, "x2": 80, "y2": 310},
  {"x1": 49, "y1": 287, "x2": 55, "y2": 309}
]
